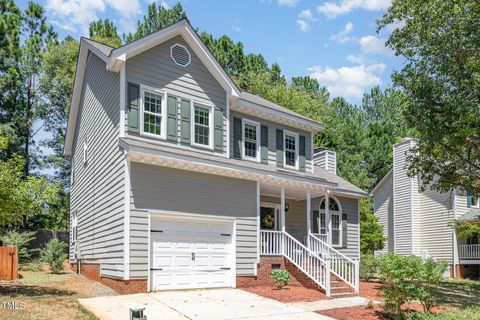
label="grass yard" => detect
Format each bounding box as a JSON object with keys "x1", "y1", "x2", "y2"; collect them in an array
[{"x1": 0, "y1": 262, "x2": 116, "y2": 320}]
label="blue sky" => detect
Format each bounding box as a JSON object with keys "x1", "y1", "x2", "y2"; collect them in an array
[{"x1": 18, "y1": 0, "x2": 400, "y2": 104}]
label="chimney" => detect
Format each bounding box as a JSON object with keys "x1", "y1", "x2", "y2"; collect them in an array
[{"x1": 313, "y1": 147, "x2": 337, "y2": 175}]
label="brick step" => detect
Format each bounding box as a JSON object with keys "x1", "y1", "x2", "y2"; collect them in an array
[
  {"x1": 330, "y1": 286, "x2": 352, "y2": 294},
  {"x1": 330, "y1": 292, "x2": 359, "y2": 298}
]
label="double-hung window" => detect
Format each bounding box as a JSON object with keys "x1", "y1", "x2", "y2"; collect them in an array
[
  {"x1": 242, "y1": 119, "x2": 260, "y2": 162},
  {"x1": 192, "y1": 103, "x2": 213, "y2": 149},
  {"x1": 141, "y1": 86, "x2": 166, "y2": 139},
  {"x1": 284, "y1": 131, "x2": 299, "y2": 170}
]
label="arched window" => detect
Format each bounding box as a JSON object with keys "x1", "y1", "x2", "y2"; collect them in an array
[{"x1": 313, "y1": 197, "x2": 342, "y2": 246}]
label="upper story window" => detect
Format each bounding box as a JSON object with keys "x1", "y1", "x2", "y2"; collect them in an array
[
  {"x1": 192, "y1": 103, "x2": 213, "y2": 149},
  {"x1": 140, "y1": 85, "x2": 167, "y2": 139},
  {"x1": 242, "y1": 119, "x2": 260, "y2": 162},
  {"x1": 467, "y1": 192, "x2": 480, "y2": 208},
  {"x1": 284, "y1": 131, "x2": 299, "y2": 170}
]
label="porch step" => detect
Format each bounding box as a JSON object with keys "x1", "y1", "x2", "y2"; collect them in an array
[{"x1": 330, "y1": 292, "x2": 359, "y2": 299}]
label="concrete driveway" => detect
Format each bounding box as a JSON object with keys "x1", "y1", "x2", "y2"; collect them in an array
[{"x1": 79, "y1": 288, "x2": 334, "y2": 320}]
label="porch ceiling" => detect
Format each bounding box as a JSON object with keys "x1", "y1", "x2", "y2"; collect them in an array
[{"x1": 260, "y1": 183, "x2": 325, "y2": 201}]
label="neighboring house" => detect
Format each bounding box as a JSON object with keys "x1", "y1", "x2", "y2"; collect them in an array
[
  {"x1": 372, "y1": 138, "x2": 480, "y2": 278},
  {"x1": 65, "y1": 19, "x2": 367, "y2": 297}
]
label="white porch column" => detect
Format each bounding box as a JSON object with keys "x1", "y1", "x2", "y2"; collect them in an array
[
  {"x1": 306, "y1": 190, "x2": 311, "y2": 248},
  {"x1": 325, "y1": 193, "x2": 332, "y2": 246},
  {"x1": 280, "y1": 187, "x2": 286, "y2": 232}
]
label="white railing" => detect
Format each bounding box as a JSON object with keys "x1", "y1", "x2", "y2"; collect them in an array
[
  {"x1": 311, "y1": 233, "x2": 327, "y2": 243},
  {"x1": 308, "y1": 233, "x2": 359, "y2": 293},
  {"x1": 260, "y1": 230, "x2": 330, "y2": 297},
  {"x1": 459, "y1": 244, "x2": 480, "y2": 259}
]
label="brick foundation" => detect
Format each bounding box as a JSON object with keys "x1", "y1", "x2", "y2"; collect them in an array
[
  {"x1": 70, "y1": 263, "x2": 147, "y2": 294},
  {"x1": 236, "y1": 256, "x2": 321, "y2": 290},
  {"x1": 455, "y1": 264, "x2": 480, "y2": 279}
]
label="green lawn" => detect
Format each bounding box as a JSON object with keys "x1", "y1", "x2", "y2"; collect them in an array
[{"x1": 0, "y1": 263, "x2": 116, "y2": 320}]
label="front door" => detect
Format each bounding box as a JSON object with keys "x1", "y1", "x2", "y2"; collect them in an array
[{"x1": 260, "y1": 204, "x2": 279, "y2": 230}]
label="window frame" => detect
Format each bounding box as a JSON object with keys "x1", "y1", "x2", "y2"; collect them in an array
[
  {"x1": 317, "y1": 197, "x2": 343, "y2": 248},
  {"x1": 139, "y1": 84, "x2": 167, "y2": 140},
  {"x1": 241, "y1": 119, "x2": 261, "y2": 162},
  {"x1": 283, "y1": 130, "x2": 299, "y2": 170},
  {"x1": 191, "y1": 101, "x2": 214, "y2": 150}
]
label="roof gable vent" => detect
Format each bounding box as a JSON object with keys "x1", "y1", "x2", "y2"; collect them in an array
[{"x1": 170, "y1": 43, "x2": 191, "y2": 67}]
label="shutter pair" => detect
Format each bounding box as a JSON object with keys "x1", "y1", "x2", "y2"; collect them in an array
[
  {"x1": 127, "y1": 83, "x2": 223, "y2": 151},
  {"x1": 233, "y1": 117, "x2": 268, "y2": 163},
  {"x1": 276, "y1": 129, "x2": 306, "y2": 171}
]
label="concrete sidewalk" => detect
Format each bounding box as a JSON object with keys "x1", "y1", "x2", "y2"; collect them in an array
[{"x1": 79, "y1": 288, "x2": 336, "y2": 320}]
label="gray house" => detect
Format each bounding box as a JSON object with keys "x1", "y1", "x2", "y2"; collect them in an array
[
  {"x1": 65, "y1": 19, "x2": 367, "y2": 297},
  {"x1": 372, "y1": 138, "x2": 480, "y2": 278}
]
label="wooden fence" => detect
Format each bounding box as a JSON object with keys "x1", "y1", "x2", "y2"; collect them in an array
[{"x1": 0, "y1": 246, "x2": 18, "y2": 281}]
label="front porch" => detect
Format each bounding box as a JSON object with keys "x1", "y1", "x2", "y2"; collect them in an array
[{"x1": 256, "y1": 183, "x2": 360, "y2": 298}]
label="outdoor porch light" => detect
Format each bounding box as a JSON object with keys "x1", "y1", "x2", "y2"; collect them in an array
[
  {"x1": 285, "y1": 203, "x2": 290, "y2": 212},
  {"x1": 129, "y1": 306, "x2": 146, "y2": 320}
]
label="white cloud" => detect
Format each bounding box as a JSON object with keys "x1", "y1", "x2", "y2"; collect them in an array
[
  {"x1": 296, "y1": 9, "x2": 315, "y2": 32},
  {"x1": 330, "y1": 22, "x2": 354, "y2": 43},
  {"x1": 232, "y1": 18, "x2": 242, "y2": 32},
  {"x1": 308, "y1": 63, "x2": 386, "y2": 98},
  {"x1": 359, "y1": 35, "x2": 390, "y2": 55},
  {"x1": 317, "y1": 0, "x2": 391, "y2": 18},
  {"x1": 278, "y1": 0, "x2": 300, "y2": 7},
  {"x1": 45, "y1": 0, "x2": 140, "y2": 35}
]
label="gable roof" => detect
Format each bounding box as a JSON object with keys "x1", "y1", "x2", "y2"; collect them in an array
[
  {"x1": 370, "y1": 168, "x2": 393, "y2": 196},
  {"x1": 64, "y1": 18, "x2": 324, "y2": 155}
]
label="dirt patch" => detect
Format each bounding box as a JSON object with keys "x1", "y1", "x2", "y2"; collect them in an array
[
  {"x1": 0, "y1": 262, "x2": 116, "y2": 320},
  {"x1": 242, "y1": 285, "x2": 326, "y2": 303},
  {"x1": 360, "y1": 281, "x2": 384, "y2": 302}
]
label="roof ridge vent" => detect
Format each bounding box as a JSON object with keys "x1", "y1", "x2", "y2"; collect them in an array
[{"x1": 170, "y1": 43, "x2": 191, "y2": 67}]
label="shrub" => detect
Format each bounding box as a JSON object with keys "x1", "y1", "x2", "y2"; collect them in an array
[
  {"x1": 0, "y1": 230, "x2": 36, "y2": 261},
  {"x1": 40, "y1": 239, "x2": 68, "y2": 273},
  {"x1": 23, "y1": 259, "x2": 43, "y2": 272},
  {"x1": 270, "y1": 269, "x2": 291, "y2": 289},
  {"x1": 378, "y1": 253, "x2": 449, "y2": 318},
  {"x1": 360, "y1": 253, "x2": 378, "y2": 281}
]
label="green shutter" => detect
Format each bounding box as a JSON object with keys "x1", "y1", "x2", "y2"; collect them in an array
[
  {"x1": 127, "y1": 83, "x2": 140, "y2": 133},
  {"x1": 261, "y1": 125, "x2": 268, "y2": 164},
  {"x1": 467, "y1": 192, "x2": 472, "y2": 208},
  {"x1": 276, "y1": 129, "x2": 284, "y2": 167},
  {"x1": 299, "y1": 135, "x2": 306, "y2": 172},
  {"x1": 233, "y1": 117, "x2": 242, "y2": 159},
  {"x1": 342, "y1": 213, "x2": 348, "y2": 248},
  {"x1": 214, "y1": 108, "x2": 224, "y2": 152},
  {"x1": 313, "y1": 210, "x2": 319, "y2": 234},
  {"x1": 167, "y1": 95, "x2": 178, "y2": 141},
  {"x1": 180, "y1": 98, "x2": 191, "y2": 144}
]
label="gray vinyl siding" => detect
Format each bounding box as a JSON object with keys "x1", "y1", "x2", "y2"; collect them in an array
[
  {"x1": 373, "y1": 174, "x2": 393, "y2": 254},
  {"x1": 125, "y1": 35, "x2": 227, "y2": 155},
  {"x1": 260, "y1": 195, "x2": 360, "y2": 260},
  {"x1": 412, "y1": 175, "x2": 421, "y2": 255},
  {"x1": 418, "y1": 186, "x2": 455, "y2": 263},
  {"x1": 129, "y1": 163, "x2": 257, "y2": 279},
  {"x1": 393, "y1": 140, "x2": 414, "y2": 255},
  {"x1": 69, "y1": 53, "x2": 125, "y2": 278},
  {"x1": 230, "y1": 111, "x2": 313, "y2": 172},
  {"x1": 313, "y1": 151, "x2": 336, "y2": 174}
]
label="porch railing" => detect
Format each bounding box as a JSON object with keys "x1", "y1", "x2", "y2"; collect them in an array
[
  {"x1": 308, "y1": 233, "x2": 359, "y2": 293},
  {"x1": 260, "y1": 230, "x2": 330, "y2": 297},
  {"x1": 459, "y1": 244, "x2": 480, "y2": 259}
]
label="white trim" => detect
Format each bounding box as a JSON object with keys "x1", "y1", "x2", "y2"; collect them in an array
[
  {"x1": 357, "y1": 199, "x2": 361, "y2": 259},
  {"x1": 83, "y1": 139, "x2": 88, "y2": 165},
  {"x1": 191, "y1": 101, "x2": 214, "y2": 150},
  {"x1": 119, "y1": 55, "x2": 126, "y2": 138},
  {"x1": 147, "y1": 212, "x2": 151, "y2": 292},
  {"x1": 283, "y1": 130, "x2": 299, "y2": 171},
  {"x1": 307, "y1": 190, "x2": 312, "y2": 235},
  {"x1": 226, "y1": 91, "x2": 231, "y2": 158},
  {"x1": 410, "y1": 139, "x2": 415, "y2": 255},
  {"x1": 123, "y1": 151, "x2": 131, "y2": 280},
  {"x1": 139, "y1": 84, "x2": 168, "y2": 140},
  {"x1": 241, "y1": 118, "x2": 261, "y2": 163},
  {"x1": 256, "y1": 181, "x2": 260, "y2": 264},
  {"x1": 320, "y1": 195, "x2": 343, "y2": 248},
  {"x1": 310, "y1": 135, "x2": 314, "y2": 173},
  {"x1": 392, "y1": 144, "x2": 396, "y2": 253},
  {"x1": 280, "y1": 188, "x2": 286, "y2": 232},
  {"x1": 170, "y1": 43, "x2": 191, "y2": 67},
  {"x1": 147, "y1": 210, "x2": 236, "y2": 290}
]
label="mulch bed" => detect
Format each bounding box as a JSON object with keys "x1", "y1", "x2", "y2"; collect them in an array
[
  {"x1": 241, "y1": 285, "x2": 326, "y2": 303},
  {"x1": 360, "y1": 281, "x2": 384, "y2": 302}
]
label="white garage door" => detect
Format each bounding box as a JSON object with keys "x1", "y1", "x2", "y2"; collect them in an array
[{"x1": 150, "y1": 215, "x2": 235, "y2": 291}]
